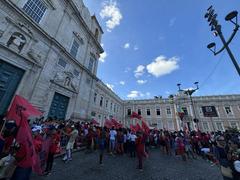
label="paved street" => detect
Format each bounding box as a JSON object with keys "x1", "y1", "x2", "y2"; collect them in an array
[{"x1": 32, "y1": 149, "x2": 223, "y2": 180}]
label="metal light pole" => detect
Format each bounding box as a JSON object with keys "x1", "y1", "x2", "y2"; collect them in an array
[
  {"x1": 177, "y1": 82, "x2": 199, "y2": 130},
  {"x1": 205, "y1": 6, "x2": 240, "y2": 76}
]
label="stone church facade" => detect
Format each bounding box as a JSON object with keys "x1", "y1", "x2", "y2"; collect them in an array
[{"x1": 0, "y1": 0, "x2": 239, "y2": 132}]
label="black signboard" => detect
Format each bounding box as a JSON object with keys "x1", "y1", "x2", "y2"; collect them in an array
[{"x1": 202, "y1": 106, "x2": 218, "y2": 117}]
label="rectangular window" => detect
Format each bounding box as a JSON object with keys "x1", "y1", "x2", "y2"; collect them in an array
[
  {"x1": 127, "y1": 109, "x2": 131, "y2": 116},
  {"x1": 88, "y1": 57, "x2": 94, "y2": 72},
  {"x1": 70, "y1": 40, "x2": 79, "y2": 58},
  {"x1": 182, "y1": 107, "x2": 188, "y2": 115},
  {"x1": 138, "y1": 109, "x2": 141, "y2": 115},
  {"x1": 216, "y1": 122, "x2": 224, "y2": 131},
  {"x1": 110, "y1": 102, "x2": 113, "y2": 111},
  {"x1": 58, "y1": 58, "x2": 67, "y2": 68},
  {"x1": 93, "y1": 93, "x2": 97, "y2": 103},
  {"x1": 100, "y1": 96, "x2": 103, "y2": 107},
  {"x1": 156, "y1": 108, "x2": 160, "y2": 116},
  {"x1": 167, "y1": 108, "x2": 171, "y2": 115},
  {"x1": 230, "y1": 122, "x2": 238, "y2": 129},
  {"x1": 105, "y1": 100, "x2": 108, "y2": 108},
  {"x1": 114, "y1": 104, "x2": 116, "y2": 113},
  {"x1": 225, "y1": 107, "x2": 232, "y2": 114},
  {"x1": 203, "y1": 122, "x2": 209, "y2": 130},
  {"x1": 23, "y1": 0, "x2": 47, "y2": 23},
  {"x1": 147, "y1": 109, "x2": 151, "y2": 116}
]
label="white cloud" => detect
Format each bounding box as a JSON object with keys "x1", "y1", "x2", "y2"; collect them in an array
[
  {"x1": 127, "y1": 91, "x2": 150, "y2": 99},
  {"x1": 100, "y1": 1, "x2": 122, "y2": 32},
  {"x1": 137, "y1": 80, "x2": 147, "y2": 84},
  {"x1": 134, "y1": 45, "x2": 139, "y2": 51},
  {"x1": 106, "y1": 83, "x2": 114, "y2": 91},
  {"x1": 124, "y1": 43, "x2": 130, "y2": 49},
  {"x1": 99, "y1": 52, "x2": 107, "y2": 63},
  {"x1": 134, "y1": 65, "x2": 145, "y2": 78},
  {"x1": 119, "y1": 81, "x2": 125, "y2": 85},
  {"x1": 146, "y1": 56, "x2": 179, "y2": 77},
  {"x1": 127, "y1": 91, "x2": 142, "y2": 98},
  {"x1": 169, "y1": 17, "x2": 176, "y2": 27}
]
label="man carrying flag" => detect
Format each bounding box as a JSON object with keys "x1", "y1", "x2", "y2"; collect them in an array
[{"x1": 5, "y1": 95, "x2": 42, "y2": 180}]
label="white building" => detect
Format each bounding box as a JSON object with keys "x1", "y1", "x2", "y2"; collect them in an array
[
  {"x1": 123, "y1": 94, "x2": 240, "y2": 132},
  {"x1": 0, "y1": 0, "x2": 104, "y2": 121}
]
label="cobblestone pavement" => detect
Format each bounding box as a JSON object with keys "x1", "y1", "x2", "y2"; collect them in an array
[{"x1": 32, "y1": 149, "x2": 223, "y2": 180}]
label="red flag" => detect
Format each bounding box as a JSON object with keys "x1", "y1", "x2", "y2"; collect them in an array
[
  {"x1": 6, "y1": 95, "x2": 42, "y2": 173},
  {"x1": 130, "y1": 112, "x2": 142, "y2": 119},
  {"x1": 135, "y1": 123, "x2": 142, "y2": 132},
  {"x1": 104, "y1": 119, "x2": 113, "y2": 128},
  {"x1": 110, "y1": 119, "x2": 123, "y2": 129},
  {"x1": 130, "y1": 124, "x2": 136, "y2": 132},
  {"x1": 91, "y1": 119, "x2": 100, "y2": 125},
  {"x1": 142, "y1": 120, "x2": 150, "y2": 134}
]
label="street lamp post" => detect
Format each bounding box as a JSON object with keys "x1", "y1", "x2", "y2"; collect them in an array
[
  {"x1": 204, "y1": 6, "x2": 240, "y2": 76},
  {"x1": 177, "y1": 82, "x2": 199, "y2": 130}
]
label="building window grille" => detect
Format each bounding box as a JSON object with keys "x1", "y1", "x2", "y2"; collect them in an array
[{"x1": 23, "y1": 0, "x2": 47, "y2": 23}]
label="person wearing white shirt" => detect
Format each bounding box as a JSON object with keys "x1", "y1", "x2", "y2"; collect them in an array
[
  {"x1": 109, "y1": 127, "x2": 117, "y2": 154},
  {"x1": 130, "y1": 131, "x2": 137, "y2": 157}
]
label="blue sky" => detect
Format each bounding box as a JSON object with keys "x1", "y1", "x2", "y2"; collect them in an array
[{"x1": 83, "y1": 0, "x2": 240, "y2": 100}]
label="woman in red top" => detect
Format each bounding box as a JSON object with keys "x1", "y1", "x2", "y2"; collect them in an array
[{"x1": 45, "y1": 128, "x2": 60, "y2": 175}]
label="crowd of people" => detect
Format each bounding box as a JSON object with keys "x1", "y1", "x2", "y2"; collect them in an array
[{"x1": 0, "y1": 114, "x2": 239, "y2": 180}]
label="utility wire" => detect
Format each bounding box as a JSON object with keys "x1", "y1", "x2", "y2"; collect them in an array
[{"x1": 200, "y1": 50, "x2": 226, "y2": 89}]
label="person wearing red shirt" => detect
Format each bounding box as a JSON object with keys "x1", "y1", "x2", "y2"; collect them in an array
[
  {"x1": 135, "y1": 131, "x2": 145, "y2": 171},
  {"x1": 45, "y1": 128, "x2": 60, "y2": 175}
]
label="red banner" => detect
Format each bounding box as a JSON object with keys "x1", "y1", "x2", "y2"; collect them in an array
[{"x1": 6, "y1": 95, "x2": 42, "y2": 173}]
